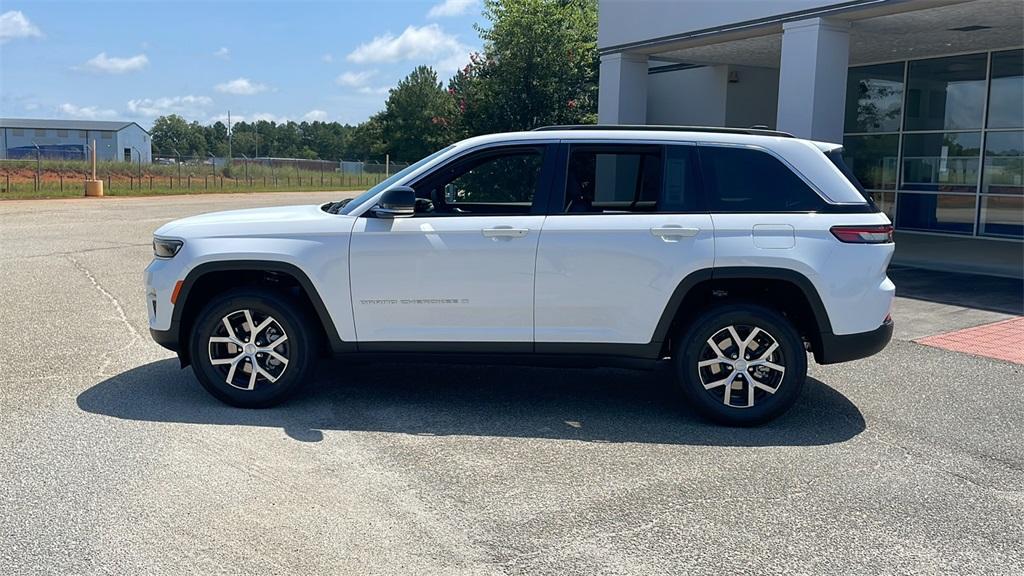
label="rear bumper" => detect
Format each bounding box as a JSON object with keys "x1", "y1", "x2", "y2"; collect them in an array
[{"x1": 815, "y1": 318, "x2": 894, "y2": 364}]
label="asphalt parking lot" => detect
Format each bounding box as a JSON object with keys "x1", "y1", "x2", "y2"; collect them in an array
[{"x1": 1, "y1": 191, "x2": 1022, "y2": 575}]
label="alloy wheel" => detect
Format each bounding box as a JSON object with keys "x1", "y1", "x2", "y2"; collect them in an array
[
  {"x1": 207, "y1": 309, "x2": 290, "y2": 391},
  {"x1": 697, "y1": 324, "x2": 786, "y2": 409}
]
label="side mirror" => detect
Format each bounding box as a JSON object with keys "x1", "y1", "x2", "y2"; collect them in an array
[{"x1": 372, "y1": 186, "x2": 416, "y2": 218}]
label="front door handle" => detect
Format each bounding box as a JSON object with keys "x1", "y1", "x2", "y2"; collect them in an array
[
  {"x1": 482, "y1": 226, "x2": 529, "y2": 238},
  {"x1": 651, "y1": 226, "x2": 700, "y2": 240}
]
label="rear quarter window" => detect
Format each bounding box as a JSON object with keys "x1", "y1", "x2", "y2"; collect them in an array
[{"x1": 699, "y1": 146, "x2": 825, "y2": 212}]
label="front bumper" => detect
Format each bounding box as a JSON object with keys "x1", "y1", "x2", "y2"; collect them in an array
[
  {"x1": 150, "y1": 327, "x2": 180, "y2": 353},
  {"x1": 815, "y1": 317, "x2": 894, "y2": 364}
]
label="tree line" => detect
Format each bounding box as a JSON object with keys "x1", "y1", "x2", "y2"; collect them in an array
[{"x1": 150, "y1": 0, "x2": 597, "y2": 163}]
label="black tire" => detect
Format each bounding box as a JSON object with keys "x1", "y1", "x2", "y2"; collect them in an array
[
  {"x1": 674, "y1": 303, "x2": 807, "y2": 426},
  {"x1": 189, "y1": 288, "x2": 319, "y2": 408}
]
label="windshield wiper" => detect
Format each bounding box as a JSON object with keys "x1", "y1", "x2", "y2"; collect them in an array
[{"x1": 324, "y1": 197, "x2": 353, "y2": 214}]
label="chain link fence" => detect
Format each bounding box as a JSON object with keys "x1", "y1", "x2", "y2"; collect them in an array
[{"x1": 0, "y1": 153, "x2": 412, "y2": 198}]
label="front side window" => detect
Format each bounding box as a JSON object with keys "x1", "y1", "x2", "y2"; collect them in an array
[
  {"x1": 445, "y1": 152, "x2": 542, "y2": 205},
  {"x1": 414, "y1": 146, "x2": 545, "y2": 215},
  {"x1": 700, "y1": 146, "x2": 823, "y2": 212}
]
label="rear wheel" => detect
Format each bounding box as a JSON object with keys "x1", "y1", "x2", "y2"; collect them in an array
[
  {"x1": 189, "y1": 288, "x2": 318, "y2": 408},
  {"x1": 674, "y1": 304, "x2": 807, "y2": 426}
]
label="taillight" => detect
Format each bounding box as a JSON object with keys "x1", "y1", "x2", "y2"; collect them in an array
[{"x1": 830, "y1": 224, "x2": 894, "y2": 244}]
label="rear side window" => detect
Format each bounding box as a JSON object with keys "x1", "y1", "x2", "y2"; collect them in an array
[
  {"x1": 699, "y1": 146, "x2": 824, "y2": 212},
  {"x1": 561, "y1": 144, "x2": 701, "y2": 213},
  {"x1": 564, "y1": 145, "x2": 662, "y2": 212}
]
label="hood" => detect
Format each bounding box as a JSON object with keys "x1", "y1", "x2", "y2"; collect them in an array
[{"x1": 155, "y1": 204, "x2": 344, "y2": 238}]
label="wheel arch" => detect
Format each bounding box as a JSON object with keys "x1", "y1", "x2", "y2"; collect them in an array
[
  {"x1": 170, "y1": 260, "x2": 352, "y2": 366},
  {"x1": 654, "y1": 267, "x2": 833, "y2": 360}
]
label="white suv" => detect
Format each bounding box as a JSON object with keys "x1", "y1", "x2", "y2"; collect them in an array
[{"x1": 146, "y1": 126, "x2": 895, "y2": 425}]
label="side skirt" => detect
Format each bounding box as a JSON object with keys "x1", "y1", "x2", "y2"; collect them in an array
[{"x1": 335, "y1": 341, "x2": 666, "y2": 370}]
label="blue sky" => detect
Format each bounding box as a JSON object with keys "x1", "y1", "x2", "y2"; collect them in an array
[{"x1": 0, "y1": 0, "x2": 482, "y2": 127}]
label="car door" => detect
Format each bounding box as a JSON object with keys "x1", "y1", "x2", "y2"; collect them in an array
[
  {"x1": 349, "y1": 143, "x2": 556, "y2": 347},
  {"x1": 534, "y1": 142, "x2": 715, "y2": 352}
]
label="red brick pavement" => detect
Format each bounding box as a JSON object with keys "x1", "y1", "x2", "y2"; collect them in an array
[{"x1": 915, "y1": 316, "x2": 1024, "y2": 365}]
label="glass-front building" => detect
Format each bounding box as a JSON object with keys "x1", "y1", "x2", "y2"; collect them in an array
[{"x1": 842, "y1": 49, "x2": 1023, "y2": 240}]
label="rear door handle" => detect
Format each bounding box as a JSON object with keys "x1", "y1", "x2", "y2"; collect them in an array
[
  {"x1": 482, "y1": 226, "x2": 529, "y2": 238},
  {"x1": 651, "y1": 226, "x2": 700, "y2": 240}
]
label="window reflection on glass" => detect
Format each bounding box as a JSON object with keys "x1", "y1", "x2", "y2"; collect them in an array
[
  {"x1": 904, "y1": 53, "x2": 987, "y2": 131},
  {"x1": 445, "y1": 152, "x2": 543, "y2": 204},
  {"x1": 979, "y1": 195, "x2": 1023, "y2": 238},
  {"x1": 902, "y1": 132, "x2": 981, "y2": 193},
  {"x1": 896, "y1": 192, "x2": 977, "y2": 234},
  {"x1": 983, "y1": 131, "x2": 1023, "y2": 195},
  {"x1": 845, "y1": 63, "x2": 905, "y2": 133},
  {"x1": 842, "y1": 135, "x2": 899, "y2": 189},
  {"x1": 988, "y1": 49, "x2": 1024, "y2": 129}
]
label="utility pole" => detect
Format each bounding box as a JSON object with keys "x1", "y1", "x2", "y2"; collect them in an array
[{"x1": 227, "y1": 110, "x2": 232, "y2": 162}]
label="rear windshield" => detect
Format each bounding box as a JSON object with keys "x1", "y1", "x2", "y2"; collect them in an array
[{"x1": 825, "y1": 149, "x2": 875, "y2": 205}]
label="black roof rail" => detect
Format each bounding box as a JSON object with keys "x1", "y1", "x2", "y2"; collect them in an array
[{"x1": 532, "y1": 124, "x2": 795, "y2": 138}]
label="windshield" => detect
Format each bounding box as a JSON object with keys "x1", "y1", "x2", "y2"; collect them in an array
[{"x1": 336, "y1": 145, "x2": 455, "y2": 215}]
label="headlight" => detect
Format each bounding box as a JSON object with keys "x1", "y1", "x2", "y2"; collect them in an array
[{"x1": 153, "y1": 238, "x2": 183, "y2": 258}]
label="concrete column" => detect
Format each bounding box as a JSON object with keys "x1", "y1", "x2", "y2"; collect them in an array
[
  {"x1": 776, "y1": 17, "x2": 850, "y2": 142},
  {"x1": 598, "y1": 52, "x2": 649, "y2": 124}
]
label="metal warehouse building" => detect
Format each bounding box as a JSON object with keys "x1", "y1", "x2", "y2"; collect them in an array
[
  {"x1": 0, "y1": 118, "x2": 152, "y2": 163},
  {"x1": 597, "y1": 0, "x2": 1023, "y2": 278}
]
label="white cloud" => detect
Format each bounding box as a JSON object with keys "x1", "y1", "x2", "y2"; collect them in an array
[
  {"x1": 358, "y1": 86, "x2": 391, "y2": 95},
  {"x1": 0, "y1": 11, "x2": 42, "y2": 43},
  {"x1": 214, "y1": 77, "x2": 269, "y2": 95},
  {"x1": 303, "y1": 109, "x2": 328, "y2": 121},
  {"x1": 82, "y1": 52, "x2": 149, "y2": 74},
  {"x1": 58, "y1": 103, "x2": 118, "y2": 120},
  {"x1": 427, "y1": 0, "x2": 476, "y2": 18},
  {"x1": 336, "y1": 70, "x2": 377, "y2": 88},
  {"x1": 213, "y1": 46, "x2": 230, "y2": 59},
  {"x1": 346, "y1": 24, "x2": 471, "y2": 72},
  {"x1": 321, "y1": 53, "x2": 334, "y2": 63},
  {"x1": 127, "y1": 95, "x2": 213, "y2": 117}
]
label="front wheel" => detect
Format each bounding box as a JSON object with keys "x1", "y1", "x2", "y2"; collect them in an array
[
  {"x1": 189, "y1": 288, "x2": 318, "y2": 408},
  {"x1": 674, "y1": 304, "x2": 807, "y2": 426}
]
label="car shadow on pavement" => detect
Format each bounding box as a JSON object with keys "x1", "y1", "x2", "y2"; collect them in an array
[{"x1": 78, "y1": 358, "x2": 865, "y2": 446}]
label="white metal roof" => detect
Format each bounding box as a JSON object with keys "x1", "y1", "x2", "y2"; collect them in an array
[{"x1": 0, "y1": 118, "x2": 150, "y2": 134}]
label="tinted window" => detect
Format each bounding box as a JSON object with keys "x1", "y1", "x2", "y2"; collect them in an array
[
  {"x1": 845, "y1": 62, "x2": 905, "y2": 133},
  {"x1": 700, "y1": 146, "x2": 823, "y2": 212},
  {"x1": 901, "y1": 132, "x2": 981, "y2": 193},
  {"x1": 662, "y1": 145, "x2": 702, "y2": 212},
  {"x1": 414, "y1": 146, "x2": 545, "y2": 215},
  {"x1": 445, "y1": 152, "x2": 542, "y2": 204},
  {"x1": 826, "y1": 149, "x2": 872, "y2": 203},
  {"x1": 988, "y1": 49, "x2": 1024, "y2": 129},
  {"x1": 904, "y1": 53, "x2": 987, "y2": 131},
  {"x1": 564, "y1": 144, "x2": 673, "y2": 212}
]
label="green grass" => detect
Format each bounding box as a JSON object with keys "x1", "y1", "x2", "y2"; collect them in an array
[
  {"x1": 0, "y1": 157, "x2": 399, "y2": 200},
  {"x1": 0, "y1": 173, "x2": 387, "y2": 200}
]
